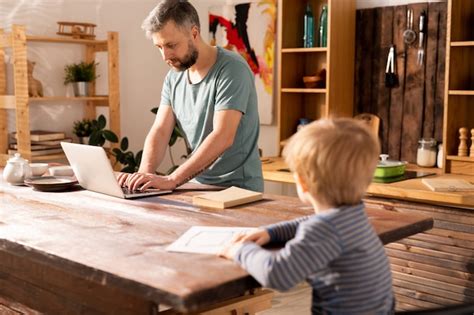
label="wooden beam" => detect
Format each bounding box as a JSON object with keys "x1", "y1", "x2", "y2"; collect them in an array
[
  {"x1": 0, "y1": 29, "x2": 8, "y2": 157},
  {"x1": 84, "y1": 45, "x2": 96, "y2": 120},
  {"x1": 107, "y1": 31, "x2": 121, "y2": 144},
  {"x1": 12, "y1": 25, "x2": 31, "y2": 159}
]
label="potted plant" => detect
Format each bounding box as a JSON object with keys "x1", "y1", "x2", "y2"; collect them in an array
[
  {"x1": 64, "y1": 61, "x2": 98, "y2": 96},
  {"x1": 72, "y1": 115, "x2": 118, "y2": 145},
  {"x1": 72, "y1": 118, "x2": 94, "y2": 144}
]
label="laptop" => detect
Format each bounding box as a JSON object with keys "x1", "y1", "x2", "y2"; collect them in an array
[{"x1": 61, "y1": 142, "x2": 171, "y2": 199}]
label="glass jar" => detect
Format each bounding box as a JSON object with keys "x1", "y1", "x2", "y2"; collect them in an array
[{"x1": 416, "y1": 138, "x2": 437, "y2": 167}]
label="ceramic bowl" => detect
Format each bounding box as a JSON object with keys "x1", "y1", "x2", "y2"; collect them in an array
[
  {"x1": 303, "y1": 75, "x2": 324, "y2": 88},
  {"x1": 49, "y1": 165, "x2": 74, "y2": 177},
  {"x1": 29, "y1": 163, "x2": 49, "y2": 176}
]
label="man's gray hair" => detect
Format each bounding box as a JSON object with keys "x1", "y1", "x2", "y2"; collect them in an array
[{"x1": 141, "y1": 0, "x2": 200, "y2": 38}]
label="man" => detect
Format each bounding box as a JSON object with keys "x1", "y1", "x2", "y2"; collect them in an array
[{"x1": 118, "y1": 0, "x2": 263, "y2": 192}]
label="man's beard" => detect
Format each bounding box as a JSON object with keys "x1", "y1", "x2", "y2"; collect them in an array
[{"x1": 172, "y1": 42, "x2": 199, "y2": 71}]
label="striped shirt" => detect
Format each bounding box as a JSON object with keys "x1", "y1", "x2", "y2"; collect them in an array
[{"x1": 234, "y1": 203, "x2": 394, "y2": 314}]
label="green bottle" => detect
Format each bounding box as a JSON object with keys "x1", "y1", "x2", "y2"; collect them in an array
[
  {"x1": 303, "y1": 3, "x2": 314, "y2": 48},
  {"x1": 318, "y1": 5, "x2": 328, "y2": 47}
]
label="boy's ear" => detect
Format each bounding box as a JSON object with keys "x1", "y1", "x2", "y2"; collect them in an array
[{"x1": 294, "y1": 173, "x2": 309, "y2": 193}]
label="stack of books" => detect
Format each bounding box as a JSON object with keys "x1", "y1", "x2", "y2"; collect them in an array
[{"x1": 9, "y1": 130, "x2": 72, "y2": 156}]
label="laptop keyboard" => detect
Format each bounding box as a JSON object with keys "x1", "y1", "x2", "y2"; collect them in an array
[{"x1": 121, "y1": 187, "x2": 156, "y2": 195}]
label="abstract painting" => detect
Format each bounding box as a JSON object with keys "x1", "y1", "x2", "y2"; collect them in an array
[{"x1": 209, "y1": 0, "x2": 276, "y2": 125}]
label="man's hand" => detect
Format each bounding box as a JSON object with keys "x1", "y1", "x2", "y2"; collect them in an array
[
  {"x1": 218, "y1": 229, "x2": 270, "y2": 260},
  {"x1": 119, "y1": 172, "x2": 177, "y2": 191}
]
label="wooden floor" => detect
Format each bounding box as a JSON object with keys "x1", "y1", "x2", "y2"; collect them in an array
[{"x1": 258, "y1": 284, "x2": 312, "y2": 315}]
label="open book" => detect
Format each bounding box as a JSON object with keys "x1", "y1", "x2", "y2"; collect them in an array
[
  {"x1": 166, "y1": 226, "x2": 257, "y2": 254},
  {"x1": 421, "y1": 178, "x2": 474, "y2": 192},
  {"x1": 192, "y1": 186, "x2": 263, "y2": 209}
]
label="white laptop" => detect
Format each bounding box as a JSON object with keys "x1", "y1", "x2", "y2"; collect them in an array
[{"x1": 61, "y1": 142, "x2": 171, "y2": 199}]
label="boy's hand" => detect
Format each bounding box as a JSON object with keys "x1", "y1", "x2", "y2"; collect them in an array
[
  {"x1": 218, "y1": 242, "x2": 243, "y2": 260},
  {"x1": 235, "y1": 229, "x2": 271, "y2": 246},
  {"x1": 218, "y1": 229, "x2": 271, "y2": 260}
]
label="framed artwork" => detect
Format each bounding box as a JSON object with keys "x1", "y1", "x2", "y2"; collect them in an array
[{"x1": 209, "y1": 0, "x2": 276, "y2": 125}]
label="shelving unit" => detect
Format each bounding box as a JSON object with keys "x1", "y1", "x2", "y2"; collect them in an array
[
  {"x1": 0, "y1": 24, "x2": 120, "y2": 166},
  {"x1": 443, "y1": 0, "x2": 474, "y2": 175},
  {"x1": 276, "y1": 0, "x2": 355, "y2": 149}
]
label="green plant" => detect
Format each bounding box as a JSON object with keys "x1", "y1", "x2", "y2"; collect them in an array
[
  {"x1": 112, "y1": 137, "x2": 143, "y2": 173},
  {"x1": 76, "y1": 115, "x2": 140, "y2": 173},
  {"x1": 88, "y1": 115, "x2": 119, "y2": 147},
  {"x1": 72, "y1": 119, "x2": 94, "y2": 137},
  {"x1": 64, "y1": 61, "x2": 98, "y2": 84}
]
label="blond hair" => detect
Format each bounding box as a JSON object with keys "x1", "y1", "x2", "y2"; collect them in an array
[{"x1": 283, "y1": 118, "x2": 380, "y2": 207}]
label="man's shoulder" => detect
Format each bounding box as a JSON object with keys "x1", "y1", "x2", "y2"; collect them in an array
[{"x1": 216, "y1": 47, "x2": 251, "y2": 71}]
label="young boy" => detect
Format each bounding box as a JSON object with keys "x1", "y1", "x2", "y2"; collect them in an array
[{"x1": 219, "y1": 118, "x2": 394, "y2": 314}]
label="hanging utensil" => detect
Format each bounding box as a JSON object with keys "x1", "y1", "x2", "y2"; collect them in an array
[
  {"x1": 417, "y1": 11, "x2": 426, "y2": 66},
  {"x1": 385, "y1": 45, "x2": 399, "y2": 88},
  {"x1": 403, "y1": 9, "x2": 416, "y2": 45}
]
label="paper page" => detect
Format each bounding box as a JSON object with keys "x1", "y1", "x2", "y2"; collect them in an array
[{"x1": 166, "y1": 226, "x2": 258, "y2": 255}]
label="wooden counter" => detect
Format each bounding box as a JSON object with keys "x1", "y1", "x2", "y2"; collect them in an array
[
  {"x1": 262, "y1": 156, "x2": 474, "y2": 310},
  {"x1": 262, "y1": 156, "x2": 474, "y2": 208}
]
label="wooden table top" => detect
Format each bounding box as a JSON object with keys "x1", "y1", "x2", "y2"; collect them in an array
[
  {"x1": 262, "y1": 156, "x2": 474, "y2": 209},
  {"x1": 0, "y1": 176, "x2": 432, "y2": 313}
]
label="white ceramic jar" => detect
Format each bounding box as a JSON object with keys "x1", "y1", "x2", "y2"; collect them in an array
[{"x1": 3, "y1": 153, "x2": 32, "y2": 185}]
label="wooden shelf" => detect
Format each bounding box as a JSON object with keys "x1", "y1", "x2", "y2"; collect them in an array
[
  {"x1": 26, "y1": 35, "x2": 107, "y2": 45},
  {"x1": 29, "y1": 96, "x2": 109, "y2": 102},
  {"x1": 277, "y1": 0, "x2": 355, "y2": 147},
  {"x1": 443, "y1": 0, "x2": 474, "y2": 176},
  {"x1": 281, "y1": 47, "x2": 327, "y2": 53},
  {"x1": 0, "y1": 25, "x2": 120, "y2": 167},
  {"x1": 446, "y1": 155, "x2": 474, "y2": 162},
  {"x1": 450, "y1": 41, "x2": 474, "y2": 47},
  {"x1": 281, "y1": 88, "x2": 326, "y2": 93},
  {"x1": 448, "y1": 90, "x2": 474, "y2": 96}
]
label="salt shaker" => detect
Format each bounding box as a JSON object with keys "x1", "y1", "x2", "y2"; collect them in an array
[{"x1": 417, "y1": 138, "x2": 437, "y2": 167}]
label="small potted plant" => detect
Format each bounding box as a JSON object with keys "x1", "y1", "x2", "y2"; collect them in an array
[
  {"x1": 72, "y1": 118, "x2": 94, "y2": 144},
  {"x1": 64, "y1": 61, "x2": 98, "y2": 96},
  {"x1": 73, "y1": 115, "x2": 118, "y2": 146}
]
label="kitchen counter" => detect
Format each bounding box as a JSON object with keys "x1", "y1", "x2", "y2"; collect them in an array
[{"x1": 261, "y1": 156, "x2": 474, "y2": 209}]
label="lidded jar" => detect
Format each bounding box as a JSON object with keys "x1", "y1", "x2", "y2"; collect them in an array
[
  {"x1": 416, "y1": 138, "x2": 437, "y2": 167},
  {"x1": 3, "y1": 153, "x2": 32, "y2": 185}
]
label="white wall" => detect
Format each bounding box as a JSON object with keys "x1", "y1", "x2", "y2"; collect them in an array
[{"x1": 1, "y1": 0, "x2": 444, "y2": 192}]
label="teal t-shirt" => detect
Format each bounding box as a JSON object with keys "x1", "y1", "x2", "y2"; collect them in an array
[{"x1": 160, "y1": 46, "x2": 263, "y2": 192}]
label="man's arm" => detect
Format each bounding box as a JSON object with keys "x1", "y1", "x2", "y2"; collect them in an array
[
  {"x1": 117, "y1": 105, "x2": 175, "y2": 187},
  {"x1": 129, "y1": 109, "x2": 242, "y2": 191},
  {"x1": 139, "y1": 105, "x2": 176, "y2": 173}
]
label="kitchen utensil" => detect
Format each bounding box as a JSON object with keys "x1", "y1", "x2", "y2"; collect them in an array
[
  {"x1": 403, "y1": 9, "x2": 416, "y2": 45},
  {"x1": 417, "y1": 11, "x2": 426, "y2": 66},
  {"x1": 385, "y1": 45, "x2": 398, "y2": 88},
  {"x1": 374, "y1": 154, "x2": 407, "y2": 178}
]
